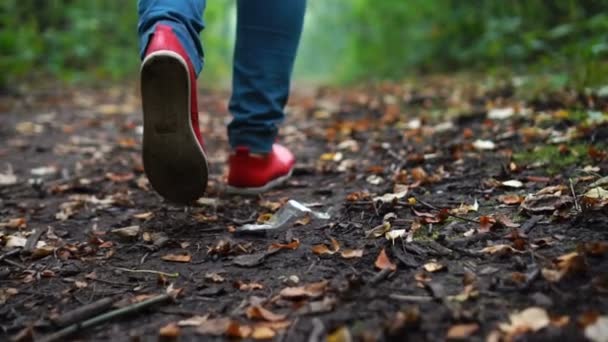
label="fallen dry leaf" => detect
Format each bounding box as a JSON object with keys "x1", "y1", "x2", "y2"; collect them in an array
[
  {"x1": 246, "y1": 305, "x2": 286, "y2": 322},
  {"x1": 226, "y1": 320, "x2": 253, "y2": 338},
  {"x1": 251, "y1": 326, "x2": 276, "y2": 340},
  {"x1": 423, "y1": 261, "x2": 445, "y2": 273},
  {"x1": 312, "y1": 238, "x2": 340, "y2": 255},
  {"x1": 279, "y1": 280, "x2": 328, "y2": 299},
  {"x1": 375, "y1": 248, "x2": 397, "y2": 271},
  {"x1": 446, "y1": 323, "x2": 479, "y2": 339},
  {"x1": 162, "y1": 253, "x2": 192, "y2": 263},
  {"x1": 204, "y1": 272, "x2": 225, "y2": 283},
  {"x1": 234, "y1": 280, "x2": 264, "y2": 291},
  {"x1": 0, "y1": 217, "x2": 26, "y2": 229},
  {"x1": 195, "y1": 318, "x2": 232, "y2": 336},
  {"x1": 542, "y1": 251, "x2": 587, "y2": 282},
  {"x1": 498, "y1": 194, "x2": 524, "y2": 205},
  {"x1": 326, "y1": 326, "x2": 352, "y2": 342},
  {"x1": 340, "y1": 249, "x2": 363, "y2": 259},
  {"x1": 269, "y1": 240, "x2": 300, "y2": 251},
  {"x1": 499, "y1": 307, "x2": 550, "y2": 335},
  {"x1": 481, "y1": 244, "x2": 520, "y2": 255},
  {"x1": 585, "y1": 316, "x2": 608, "y2": 342},
  {"x1": 159, "y1": 322, "x2": 180, "y2": 339},
  {"x1": 365, "y1": 221, "x2": 392, "y2": 238}
]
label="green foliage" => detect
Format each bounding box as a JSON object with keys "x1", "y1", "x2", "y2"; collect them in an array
[
  {"x1": 329, "y1": 0, "x2": 608, "y2": 88},
  {"x1": 0, "y1": 0, "x2": 233, "y2": 87},
  {"x1": 1, "y1": 1, "x2": 607, "y2": 89},
  {"x1": 0, "y1": 0, "x2": 139, "y2": 84}
]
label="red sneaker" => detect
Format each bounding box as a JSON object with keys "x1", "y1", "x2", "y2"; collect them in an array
[
  {"x1": 227, "y1": 144, "x2": 295, "y2": 195},
  {"x1": 140, "y1": 24, "x2": 208, "y2": 203}
]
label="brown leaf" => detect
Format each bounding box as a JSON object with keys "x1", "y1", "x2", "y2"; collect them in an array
[
  {"x1": 226, "y1": 320, "x2": 252, "y2": 338},
  {"x1": 375, "y1": 248, "x2": 397, "y2": 271},
  {"x1": 446, "y1": 323, "x2": 479, "y2": 339},
  {"x1": 294, "y1": 214, "x2": 311, "y2": 226},
  {"x1": 0, "y1": 217, "x2": 26, "y2": 229},
  {"x1": 498, "y1": 194, "x2": 524, "y2": 205},
  {"x1": 280, "y1": 280, "x2": 328, "y2": 299},
  {"x1": 478, "y1": 215, "x2": 497, "y2": 232},
  {"x1": 423, "y1": 261, "x2": 445, "y2": 273},
  {"x1": 481, "y1": 244, "x2": 519, "y2": 255},
  {"x1": 326, "y1": 326, "x2": 352, "y2": 342},
  {"x1": 312, "y1": 238, "x2": 340, "y2": 255},
  {"x1": 159, "y1": 323, "x2": 180, "y2": 339},
  {"x1": 495, "y1": 214, "x2": 520, "y2": 228},
  {"x1": 105, "y1": 172, "x2": 135, "y2": 183},
  {"x1": 340, "y1": 249, "x2": 363, "y2": 259},
  {"x1": 251, "y1": 326, "x2": 276, "y2": 340},
  {"x1": 269, "y1": 240, "x2": 300, "y2": 251},
  {"x1": 234, "y1": 280, "x2": 264, "y2": 291},
  {"x1": 162, "y1": 253, "x2": 192, "y2": 263},
  {"x1": 204, "y1": 272, "x2": 225, "y2": 283},
  {"x1": 582, "y1": 241, "x2": 608, "y2": 257},
  {"x1": 521, "y1": 193, "x2": 573, "y2": 214},
  {"x1": 133, "y1": 211, "x2": 154, "y2": 220},
  {"x1": 195, "y1": 317, "x2": 231, "y2": 336},
  {"x1": 499, "y1": 307, "x2": 550, "y2": 335},
  {"x1": 246, "y1": 305, "x2": 286, "y2": 322}
]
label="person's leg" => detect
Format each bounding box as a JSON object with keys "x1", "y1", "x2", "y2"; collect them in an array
[
  {"x1": 138, "y1": 0, "x2": 209, "y2": 203},
  {"x1": 138, "y1": 0, "x2": 206, "y2": 74},
  {"x1": 228, "y1": 0, "x2": 307, "y2": 153}
]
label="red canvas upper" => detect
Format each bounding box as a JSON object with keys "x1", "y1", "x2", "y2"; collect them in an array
[
  {"x1": 144, "y1": 24, "x2": 204, "y2": 147},
  {"x1": 227, "y1": 144, "x2": 295, "y2": 188}
]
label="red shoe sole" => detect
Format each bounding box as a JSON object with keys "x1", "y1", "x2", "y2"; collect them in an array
[{"x1": 141, "y1": 51, "x2": 208, "y2": 203}]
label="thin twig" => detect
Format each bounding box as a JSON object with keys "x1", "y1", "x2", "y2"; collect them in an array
[
  {"x1": 24, "y1": 228, "x2": 45, "y2": 254},
  {"x1": 370, "y1": 268, "x2": 393, "y2": 284},
  {"x1": 0, "y1": 248, "x2": 20, "y2": 261},
  {"x1": 39, "y1": 293, "x2": 172, "y2": 342},
  {"x1": 112, "y1": 267, "x2": 179, "y2": 278},
  {"x1": 388, "y1": 294, "x2": 434, "y2": 302},
  {"x1": 51, "y1": 297, "x2": 116, "y2": 327},
  {"x1": 570, "y1": 178, "x2": 581, "y2": 212}
]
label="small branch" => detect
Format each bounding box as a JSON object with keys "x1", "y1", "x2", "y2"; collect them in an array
[
  {"x1": 24, "y1": 228, "x2": 45, "y2": 254},
  {"x1": 112, "y1": 267, "x2": 179, "y2": 278},
  {"x1": 0, "y1": 248, "x2": 20, "y2": 262},
  {"x1": 51, "y1": 297, "x2": 115, "y2": 327},
  {"x1": 370, "y1": 268, "x2": 393, "y2": 284},
  {"x1": 569, "y1": 178, "x2": 580, "y2": 212},
  {"x1": 39, "y1": 294, "x2": 172, "y2": 342},
  {"x1": 388, "y1": 294, "x2": 433, "y2": 302}
]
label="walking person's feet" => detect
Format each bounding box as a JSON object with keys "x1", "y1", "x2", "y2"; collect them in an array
[
  {"x1": 226, "y1": 144, "x2": 295, "y2": 195},
  {"x1": 140, "y1": 24, "x2": 209, "y2": 203}
]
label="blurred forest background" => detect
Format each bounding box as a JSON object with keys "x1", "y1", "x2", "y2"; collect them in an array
[{"x1": 1, "y1": 0, "x2": 608, "y2": 90}]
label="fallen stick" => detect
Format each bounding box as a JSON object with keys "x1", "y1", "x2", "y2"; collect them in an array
[
  {"x1": 39, "y1": 293, "x2": 172, "y2": 342},
  {"x1": 24, "y1": 228, "x2": 45, "y2": 254},
  {"x1": 0, "y1": 248, "x2": 20, "y2": 261},
  {"x1": 569, "y1": 178, "x2": 580, "y2": 212},
  {"x1": 370, "y1": 268, "x2": 393, "y2": 285},
  {"x1": 112, "y1": 267, "x2": 179, "y2": 278},
  {"x1": 51, "y1": 297, "x2": 116, "y2": 327},
  {"x1": 388, "y1": 294, "x2": 433, "y2": 302}
]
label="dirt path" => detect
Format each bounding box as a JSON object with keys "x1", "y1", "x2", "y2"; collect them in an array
[{"x1": 1, "y1": 78, "x2": 607, "y2": 341}]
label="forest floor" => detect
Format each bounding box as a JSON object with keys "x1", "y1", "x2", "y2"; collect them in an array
[{"x1": 1, "y1": 76, "x2": 608, "y2": 342}]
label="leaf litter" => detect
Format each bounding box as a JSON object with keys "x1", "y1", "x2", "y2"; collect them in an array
[{"x1": 1, "y1": 78, "x2": 607, "y2": 341}]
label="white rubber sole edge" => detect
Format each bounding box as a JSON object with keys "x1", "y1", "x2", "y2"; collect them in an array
[{"x1": 225, "y1": 169, "x2": 293, "y2": 196}]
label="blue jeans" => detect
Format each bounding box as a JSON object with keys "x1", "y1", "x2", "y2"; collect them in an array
[{"x1": 138, "y1": 0, "x2": 306, "y2": 153}]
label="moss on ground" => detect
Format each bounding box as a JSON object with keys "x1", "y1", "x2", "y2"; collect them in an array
[{"x1": 513, "y1": 143, "x2": 600, "y2": 174}]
